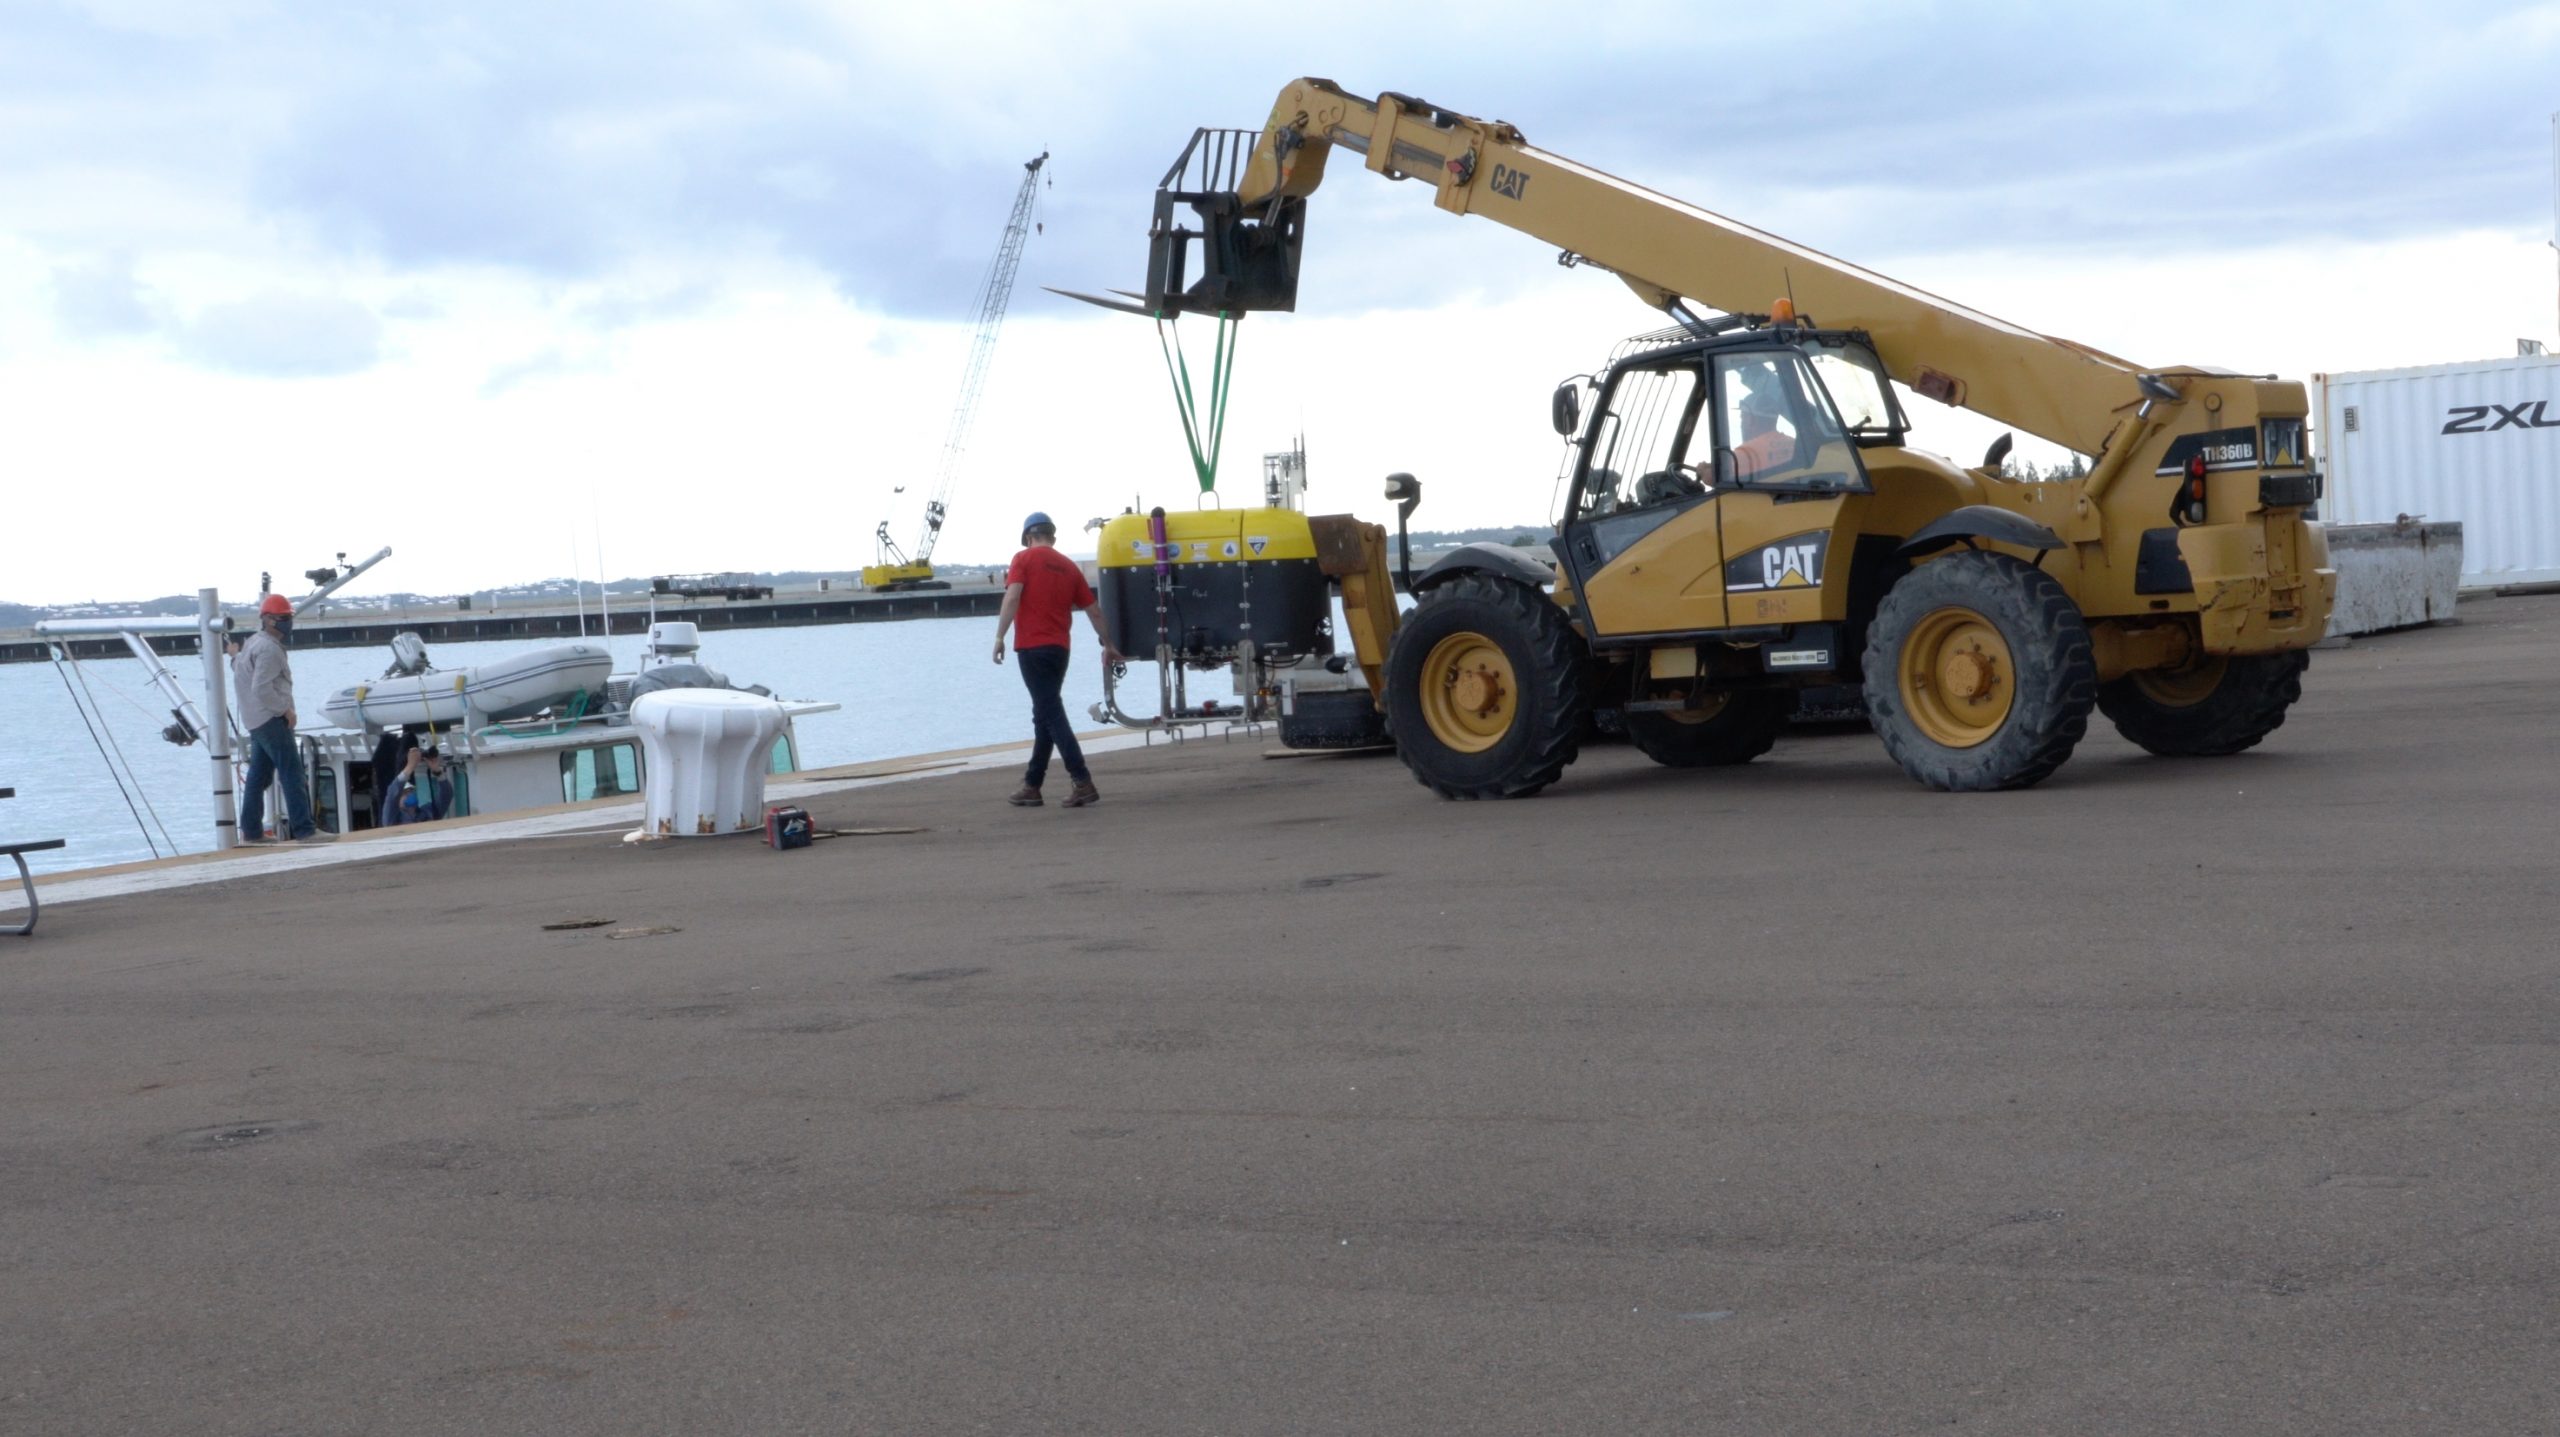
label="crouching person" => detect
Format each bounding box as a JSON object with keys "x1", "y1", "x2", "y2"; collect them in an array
[{"x1": 387, "y1": 744, "x2": 456, "y2": 825}]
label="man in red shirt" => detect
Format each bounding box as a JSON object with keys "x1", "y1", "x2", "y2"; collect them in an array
[{"x1": 992, "y1": 512, "x2": 1122, "y2": 807}]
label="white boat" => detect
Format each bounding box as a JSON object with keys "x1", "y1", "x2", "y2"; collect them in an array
[
  {"x1": 297, "y1": 621, "x2": 835, "y2": 835},
  {"x1": 320, "y1": 642, "x2": 613, "y2": 730},
  {"x1": 33, "y1": 549, "x2": 841, "y2": 847}
]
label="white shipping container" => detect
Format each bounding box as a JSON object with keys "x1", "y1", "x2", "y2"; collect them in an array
[{"x1": 2314, "y1": 353, "x2": 2560, "y2": 587}]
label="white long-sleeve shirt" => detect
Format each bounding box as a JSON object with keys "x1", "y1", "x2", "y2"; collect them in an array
[{"x1": 231, "y1": 630, "x2": 297, "y2": 730}]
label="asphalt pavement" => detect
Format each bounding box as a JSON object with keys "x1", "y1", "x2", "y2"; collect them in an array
[{"x1": 5, "y1": 596, "x2": 2555, "y2": 1434}]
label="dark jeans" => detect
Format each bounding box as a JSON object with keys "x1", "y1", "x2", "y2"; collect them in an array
[
  {"x1": 1016, "y1": 645, "x2": 1088, "y2": 788},
  {"x1": 238, "y1": 715, "x2": 316, "y2": 840}
]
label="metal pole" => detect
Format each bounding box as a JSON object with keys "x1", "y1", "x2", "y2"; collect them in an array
[
  {"x1": 291, "y1": 546, "x2": 391, "y2": 616},
  {"x1": 594, "y1": 521, "x2": 613, "y2": 658},
  {"x1": 198, "y1": 588, "x2": 237, "y2": 850},
  {"x1": 36, "y1": 615, "x2": 207, "y2": 636},
  {"x1": 119, "y1": 631, "x2": 215, "y2": 743}
]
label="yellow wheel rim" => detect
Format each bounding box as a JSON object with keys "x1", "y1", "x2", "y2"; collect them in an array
[
  {"x1": 1897, "y1": 607, "x2": 2015, "y2": 749},
  {"x1": 2133, "y1": 655, "x2": 2228, "y2": 708},
  {"x1": 1419, "y1": 632, "x2": 1518, "y2": 754}
]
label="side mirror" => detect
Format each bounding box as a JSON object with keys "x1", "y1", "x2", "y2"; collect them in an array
[
  {"x1": 1550, "y1": 382, "x2": 1582, "y2": 437},
  {"x1": 1382, "y1": 474, "x2": 1422, "y2": 592}
]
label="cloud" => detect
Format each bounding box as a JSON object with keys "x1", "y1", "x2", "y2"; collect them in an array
[
  {"x1": 380, "y1": 287, "x2": 448, "y2": 321},
  {"x1": 4, "y1": 1, "x2": 2557, "y2": 332},
  {"x1": 50, "y1": 253, "x2": 162, "y2": 337},
  {"x1": 178, "y1": 290, "x2": 383, "y2": 377},
  {"x1": 573, "y1": 281, "x2": 720, "y2": 331},
  {"x1": 478, "y1": 346, "x2": 604, "y2": 398}
]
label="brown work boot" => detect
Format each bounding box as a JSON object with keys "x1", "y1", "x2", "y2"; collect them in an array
[
  {"x1": 1007, "y1": 785, "x2": 1043, "y2": 807},
  {"x1": 1060, "y1": 779, "x2": 1101, "y2": 808}
]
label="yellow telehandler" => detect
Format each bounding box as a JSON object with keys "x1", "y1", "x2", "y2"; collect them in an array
[{"x1": 1070, "y1": 80, "x2": 2335, "y2": 794}]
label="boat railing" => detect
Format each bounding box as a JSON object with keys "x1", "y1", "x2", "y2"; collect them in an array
[{"x1": 310, "y1": 693, "x2": 833, "y2": 753}]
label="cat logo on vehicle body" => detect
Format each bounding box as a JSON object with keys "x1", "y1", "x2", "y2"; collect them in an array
[
  {"x1": 1724, "y1": 531, "x2": 1829, "y2": 593},
  {"x1": 1488, "y1": 163, "x2": 1531, "y2": 201}
]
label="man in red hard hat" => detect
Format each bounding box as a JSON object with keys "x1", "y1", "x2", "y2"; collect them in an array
[
  {"x1": 991, "y1": 512, "x2": 1120, "y2": 808},
  {"x1": 233, "y1": 593, "x2": 321, "y2": 843}
]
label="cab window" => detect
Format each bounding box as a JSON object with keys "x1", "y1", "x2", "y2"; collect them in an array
[
  {"x1": 1711, "y1": 351, "x2": 1870, "y2": 493},
  {"x1": 1578, "y1": 361, "x2": 1706, "y2": 517},
  {"x1": 561, "y1": 742, "x2": 641, "y2": 802},
  {"x1": 1806, "y1": 342, "x2": 1904, "y2": 444},
  {"x1": 767, "y1": 733, "x2": 796, "y2": 775}
]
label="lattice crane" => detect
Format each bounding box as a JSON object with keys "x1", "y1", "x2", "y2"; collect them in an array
[{"x1": 862, "y1": 151, "x2": 1048, "y2": 592}]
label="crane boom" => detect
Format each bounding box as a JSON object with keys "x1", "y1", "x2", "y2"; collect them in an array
[
  {"x1": 865, "y1": 152, "x2": 1047, "y2": 590},
  {"x1": 1148, "y1": 80, "x2": 2171, "y2": 462}
]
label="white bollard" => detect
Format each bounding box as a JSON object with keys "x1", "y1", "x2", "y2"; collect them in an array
[{"x1": 631, "y1": 690, "x2": 787, "y2": 838}]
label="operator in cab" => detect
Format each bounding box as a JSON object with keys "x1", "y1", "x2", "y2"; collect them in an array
[
  {"x1": 992, "y1": 512, "x2": 1124, "y2": 810},
  {"x1": 1731, "y1": 362, "x2": 1801, "y2": 480}
]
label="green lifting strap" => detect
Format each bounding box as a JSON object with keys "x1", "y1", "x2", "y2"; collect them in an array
[{"x1": 1154, "y1": 311, "x2": 1240, "y2": 494}]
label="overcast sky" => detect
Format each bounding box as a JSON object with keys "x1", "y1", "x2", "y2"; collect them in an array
[{"x1": 4, "y1": 0, "x2": 2557, "y2": 605}]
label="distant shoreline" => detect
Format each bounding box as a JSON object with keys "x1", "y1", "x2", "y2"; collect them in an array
[{"x1": 0, "y1": 581, "x2": 1010, "y2": 665}]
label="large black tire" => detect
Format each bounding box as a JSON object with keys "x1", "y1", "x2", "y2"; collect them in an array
[
  {"x1": 1279, "y1": 687, "x2": 1392, "y2": 750},
  {"x1": 1624, "y1": 689, "x2": 1790, "y2": 767},
  {"x1": 1863, "y1": 551, "x2": 2096, "y2": 792},
  {"x1": 2096, "y1": 650, "x2": 2308, "y2": 757},
  {"x1": 1383, "y1": 575, "x2": 1588, "y2": 799}
]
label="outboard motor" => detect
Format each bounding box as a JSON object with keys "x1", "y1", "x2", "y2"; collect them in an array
[{"x1": 383, "y1": 632, "x2": 431, "y2": 677}]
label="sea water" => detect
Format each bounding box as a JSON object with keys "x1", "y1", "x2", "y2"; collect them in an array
[{"x1": 0, "y1": 615, "x2": 1121, "y2": 876}]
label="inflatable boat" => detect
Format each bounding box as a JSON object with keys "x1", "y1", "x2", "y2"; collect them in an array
[{"x1": 321, "y1": 642, "x2": 613, "y2": 731}]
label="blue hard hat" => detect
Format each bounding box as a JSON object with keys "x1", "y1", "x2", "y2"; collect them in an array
[{"x1": 1021, "y1": 511, "x2": 1054, "y2": 538}]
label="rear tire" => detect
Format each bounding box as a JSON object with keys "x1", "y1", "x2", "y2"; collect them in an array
[
  {"x1": 1624, "y1": 689, "x2": 1789, "y2": 767},
  {"x1": 2097, "y1": 650, "x2": 2307, "y2": 756},
  {"x1": 1279, "y1": 687, "x2": 1391, "y2": 750},
  {"x1": 1383, "y1": 575, "x2": 1587, "y2": 799},
  {"x1": 1864, "y1": 551, "x2": 2096, "y2": 791}
]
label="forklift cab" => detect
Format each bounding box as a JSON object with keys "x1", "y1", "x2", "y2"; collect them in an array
[{"x1": 1554, "y1": 328, "x2": 1904, "y2": 642}]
